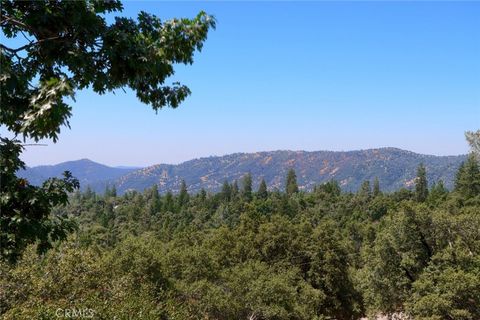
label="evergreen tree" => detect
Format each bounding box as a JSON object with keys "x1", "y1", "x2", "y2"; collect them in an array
[
  {"x1": 427, "y1": 180, "x2": 448, "y2": 204},
  {"x1": 231, "y1": 180, "x2": 239, "y2": 199},
  {"x1": 241, "y1": 173, "x2": 253, "y2": 202},
  {"x1": 286, "y1": 169, "x2": 299, "y2": 196},
  {"x1": 111, "y1": 185, "x2": 117, "y2": 198},
  {"x1": 257, "y1": 179, "x2": 268, "y2": 199},
  {"x1": 150, "y1": 185, "x2": 161, "y2": 214},
  {"x1": 221, "y1": 180, "x2": 232, "y2": 202},
  {"x1": 104, "y1": 184, "x2": 117, "y2": 198},
  {"x1": 317, "y1": 180, "x2": 341, "y2": 197},
  {"x1": 359, "y1": 180, "x2": 372, "y2": 199},
  {"x1": 83, "y1": 186, "x2": 96, "y2": 200},
  {"x1": 178, "y1": 180, "x2": 189, "y2": 207},
  {"x1": 415, "y1": 163, "x2": 429, "y2": 202},
  {"x1": 199, "y1": 188, "x2": 207, "y2": 202},
  {"x1": 373, "y1": 177, "x2": 381, "y2": 197},
  {"x1": 455, "y1": 154, "x2": 480, "y2": 199},
  {"x1": 104, "y1": 185, "x2": 111, "y2": 197},
  {"x1": 163, "y1": 191, "x2": 175, "y2": 212}
]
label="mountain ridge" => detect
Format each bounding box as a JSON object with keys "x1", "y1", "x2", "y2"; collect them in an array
[
  {"x1": 18, "y1": 158, "x2": 136, "y2": 191},
  {"x1": 19, "y1": 148, "x2": 467, "y2": 194}
]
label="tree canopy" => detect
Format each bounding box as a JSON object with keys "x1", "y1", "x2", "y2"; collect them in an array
[
  {"x1": 0, "y1": 0, "x2": 215, "y2": 262},
  {"x1": 2, "y1": 156, "x2": 479, "y2": 319}
]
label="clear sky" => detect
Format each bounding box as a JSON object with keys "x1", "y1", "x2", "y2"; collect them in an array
[{"x1": 11, "y1": 1, "x2": 480, "y2": 167}]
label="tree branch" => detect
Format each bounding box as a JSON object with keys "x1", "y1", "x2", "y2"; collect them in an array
[
  {"x1": 0, "y1": 43, "x2": 15, "y2": 52},
  {"x1": 15, "y1": 36, "x2": 63, "y2": 53},
  {"x1": 1, "y1": 14, "x2": 35, "y2": 34},
  {"x1": 0, "y1": 43, "x2": 24, "y2": 61}
]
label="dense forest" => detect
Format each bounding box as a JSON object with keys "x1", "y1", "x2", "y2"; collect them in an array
[
  {"x1": 2, "y1": 155, "x2": 479, "y2": 319},
  {"x1": 1, "y1": 1, "x2": 479, "y2": 319}
]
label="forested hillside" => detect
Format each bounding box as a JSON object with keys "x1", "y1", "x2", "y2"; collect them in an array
[
  {"x1": 20, "y1": 148, "x2": 465, "y2": 194},
  {"x1": 2, "y1": 156, "x2": 479, "y2": 319},
  {"x1": 1, "y1": 1, "x2": 478, "y2": 319}
]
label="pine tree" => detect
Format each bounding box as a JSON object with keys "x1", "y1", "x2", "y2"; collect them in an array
[
  {"x1": 257, "y1": 179, "x2": 268, "y2": 199},
  {"x1": 111, "y1": 185, "x2": 117, "y2": 198},
  {"x1": 359, "y1": 180, "x2": 372, "y2": 198},
  {"x1": 104, "y1": 184, "x2": 117, "y2": 198},
  {"x1": 241, "y1": 173, "x2": 253, "y2": 202},
  {"x1": 455, "y1": 154, "x2": 480, "y2": 199},
  {"x1": 150, "y1": 184, "x2": 161, "y2": 214},
  {"x1": 178, "y1": 180, "x2": 189, "y2": 207},
  {"x1": 104, "y1": 185, "x2": 111, "y2": 197},
  {"x1": 84, "y1": 186, "x2": 96, "y2": 200},
  {"x1": 221, "y1": 180, "x2": 232, "y2": 202},
  {"x1": 163, "y1": 191, "x2": 175, "y2": 212},
  {"x1": 199, "y1": 188, "x2": 207, "y2": 202},
  {"x1": 231, "y1": 180, "x2": 239, "y2": 199},
  {"x1": 373, "y1": 177, "x2": 381, "y2": 197},
  {"x1": 415, "y1": 163, "x2": 429, "y2": 202},
  {"x1": 428, "y1": 180, "x2": 448, "y2": 204},
  {"x1": 286, "y1": 169, "x2": 299, "y2": 196}
]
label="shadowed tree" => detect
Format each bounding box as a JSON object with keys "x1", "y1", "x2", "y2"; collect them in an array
[
  {"x1": 257, "y1": 179, "x2": 268, "y2": 199},
  {"x1": 231, "y1": 180, "x2": 239, "y2": 199},
  {"x1": 241, "y1": 173, "x2": 253, "y2": 202},
  {"x1": 221, "y1": 180, "x2": 232, "y2": 202},
  {"x1": 373, "y1": 177, "x2": 381, "y2": 197},
  {"x1": 285, "y1": 169, "x2": 299, "y2": 196},
  {"x1": 163, "y1": 191, "x2": 175, "y2": 213},
  {"x1": 178, "y1": 180, "x2": 189, "y2": 208},
  {"x1": 149, "y1": 184, "x2": 161, "y2": 214}
]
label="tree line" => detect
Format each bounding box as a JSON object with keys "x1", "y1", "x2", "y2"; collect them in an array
[
  {"x1": 1, "y1": 2, "x2": 479, "y2": 318},
  {"x1": 1, "y1": 157, "x2": 479, "y2": 319}
]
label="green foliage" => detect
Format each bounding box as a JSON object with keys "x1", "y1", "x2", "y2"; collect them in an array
[
  {"x1": 1, "y1": 1, "x2": 215, "y2": 142},
  {"x1": 1, "y1": 0, "x2": 214, "y2": 263},
  {"x1": 427, "y1": 180, "x2": 448, "y2": 206},
  {"x1": 415, "y1": 163, "x2": 429, "y2": 202},
  {"x1": 257, "y1": 178, "x2": 268, "y2": 199},
  {"x1": 232, "y1": 180, "x2": 239, "y2": 199},
  {"x1": 4, "y1": 5, "x2": 476, "y2": 318},
  {"x1": 220, "y1": 180, "x2": 232, "y2": 202},
  {"x1": 104, "y1": 184, "x2": 117, "y2": 198},
  {"x1": 373, "y1": 177, "x2": 381, "y2": 197},
  {"x1": 358, "y1": 180, "x2": 372, "y2": 199},
  {"x1": 241, "y1": 173, "x2": 253, "y2": 202},
  {"x1": 178, "y1": 180, "x2": 190, "y2": 208},
  {"x1": 359, "y1": 207, "x2": 432, "y2": 314},
  {"x1": 455, "y1": 154, "x2": 480, "y2": 199},
  {"x1": 286, "y1": 168, "x2": 299, "y2": 196},
  {"x1": 2, "y1": 165, "x2": 479, "y2": 318},
  {"x1": 406, "y1": 209, "x2": 480, "y2": 319},
  {"x1": 0, "y1": 138, "x2": 79, "y2": 263}
]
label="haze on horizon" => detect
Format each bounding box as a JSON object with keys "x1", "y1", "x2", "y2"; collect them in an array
[{"x1": 5, "y1": 1, "x2": 479, "y2": 167}]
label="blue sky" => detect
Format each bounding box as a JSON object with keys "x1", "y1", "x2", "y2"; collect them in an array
[{"x1": 12, "y1": 1, "x2": 480, "y2": 166}]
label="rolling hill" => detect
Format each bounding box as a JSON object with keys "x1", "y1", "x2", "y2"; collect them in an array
[
  {"x1": 19, "y1": 148, "x2": 466, "y2": 194},
  {"x1": 18, "y1": 159, "x2": 137, "y2": 191}
]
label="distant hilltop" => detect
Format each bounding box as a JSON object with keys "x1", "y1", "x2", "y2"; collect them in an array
[{"x1": 19, "y1": 148, "x2": 466, "y2": 194}]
